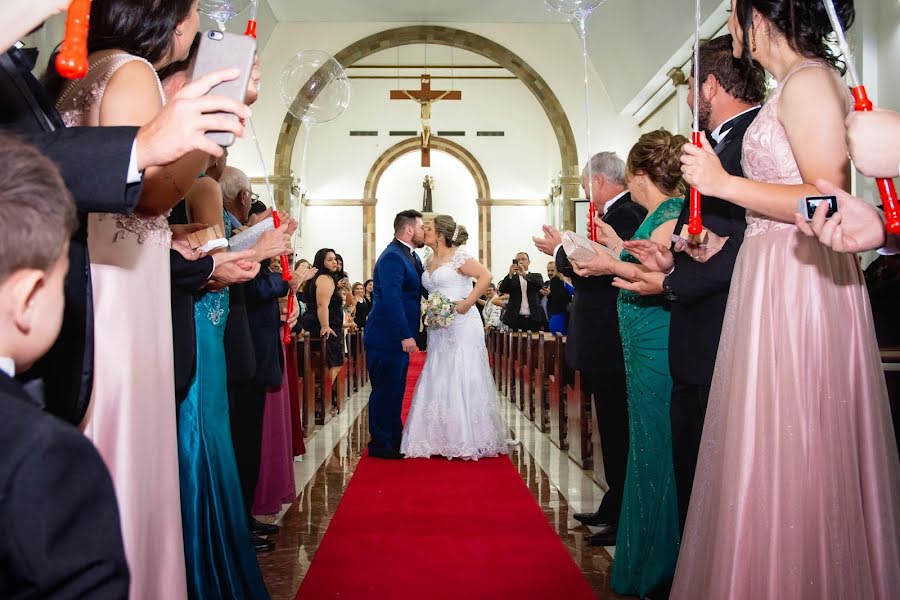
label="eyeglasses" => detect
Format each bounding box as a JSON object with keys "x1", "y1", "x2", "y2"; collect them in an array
[{"x1": 249, "y1": 192, "x2": 259, "y2": 202}]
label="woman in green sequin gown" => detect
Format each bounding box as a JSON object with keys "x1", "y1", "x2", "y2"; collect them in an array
[{"x1": 584, "y1": 131, "x2": 686, "y2": 597}]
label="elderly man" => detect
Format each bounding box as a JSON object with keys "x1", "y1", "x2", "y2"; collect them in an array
[{"x1": 534, "y1": 151, "x2": 645, "y2": 546}]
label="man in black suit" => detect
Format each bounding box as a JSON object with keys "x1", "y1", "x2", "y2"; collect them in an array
[
  {"x1": 612, "y1": 35, "x2": 765, "y2": 531},
  {"x1": 1, "y1": 33, "x2": 250, "y2": 425},
  {"x1": 534, "y1": 151, "x2": 646, "y2": 546},
  {"x1": 498, "y1": 252, "x2": 545, "y2": 331},
  {"x1": 0, "y1": 133, "x2": 129, "y2": 599}
]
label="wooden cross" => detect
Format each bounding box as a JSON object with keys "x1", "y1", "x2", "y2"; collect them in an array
[{"x1": 390, "y1": 74, "x2": 461, "y2": 166}]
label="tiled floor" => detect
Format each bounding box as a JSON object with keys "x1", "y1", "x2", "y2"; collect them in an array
[{"x1": 256, "y1": 385, "x2": 631, "y2": 600}]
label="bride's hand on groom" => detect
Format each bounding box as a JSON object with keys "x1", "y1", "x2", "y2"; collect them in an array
[{"x1": 401, "y1": 337, "x2": 418, "y2": 353}]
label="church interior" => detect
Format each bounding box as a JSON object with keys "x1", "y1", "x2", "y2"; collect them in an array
[{"x1": 6, "y1": 0, "x2": 900, "y2": 599}]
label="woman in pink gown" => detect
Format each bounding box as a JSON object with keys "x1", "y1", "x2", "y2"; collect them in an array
[
  {"x1": 672, "y1": 1, "x2": 900, "y2": 598},
  {"x1": 53, "y1": 1, "x2": 210, "y2": 597}
]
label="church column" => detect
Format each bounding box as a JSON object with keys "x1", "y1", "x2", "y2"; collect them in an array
[
  {"x1": 363, "y1": 202, "x2": 376, "y2": 279},
  {"x1": 477, "y1": 201, "x2": 491, "y2": 272},
  {"x1": 560, "y1": 174, "x2": 581, "y2": 232}
]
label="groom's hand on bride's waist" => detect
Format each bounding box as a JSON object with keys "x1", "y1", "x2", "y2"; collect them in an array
[{"x1": 401, "y1": 338, "x2": 418, "y2": 353}]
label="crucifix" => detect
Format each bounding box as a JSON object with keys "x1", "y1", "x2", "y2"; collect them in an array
[{"x1": 390, "y1": 74, "x2": 461, "y2": 167}]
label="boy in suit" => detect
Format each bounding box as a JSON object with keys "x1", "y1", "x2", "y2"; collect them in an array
[{"x1": 0, "y1": 134, "x2": 129, "y2": 598}]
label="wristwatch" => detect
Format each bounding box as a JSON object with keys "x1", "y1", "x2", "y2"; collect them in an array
[{"x1": 662, "y1": 273, "x2": 678, "y2": 302}]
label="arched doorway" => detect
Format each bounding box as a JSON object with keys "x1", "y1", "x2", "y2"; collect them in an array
[
  {"x1": 361, "y1": 136, "x2": 492, "y2": 277},
  {"x1": 273, "y1": 26, "x2": 581, "y2": 235}
]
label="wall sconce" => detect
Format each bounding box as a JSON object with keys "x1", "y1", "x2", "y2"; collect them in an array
[{"x1": 667, "y1": 67, "x2": 688, "y2": 87}]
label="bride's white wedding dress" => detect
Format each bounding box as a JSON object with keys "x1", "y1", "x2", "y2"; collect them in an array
[{"x1": 401, "y1": 248, "x2": 511, "y2": 460}]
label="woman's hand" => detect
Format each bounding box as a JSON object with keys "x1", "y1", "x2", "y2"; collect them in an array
[
  {"x1": 570, "y1": 243, "x2": 618, "y2": 277},
  {"x1": 594, "y1": 220, "x2": 623, "y2": 252},
  {"x1": 320, "y1": 325, "x2": 336, "y2": 339},
  {"x1": 794, "y1": 178, "x2": 887, "y2": 253},
  {"x1": 681, "y1": 132, "x2": 729, "y2": 197},
  {"x1": 621, "y1": 239, "x2": 674, "y2": 272},
  {"x1": 672, "y1": 228, "x2": 728, "y2": 263},
  {"x1": 245, "y1": 55, "x2": 262, "y2": 106},
  {"x1": 455, "y1": 300, "x2": 472, "y2": 315}
]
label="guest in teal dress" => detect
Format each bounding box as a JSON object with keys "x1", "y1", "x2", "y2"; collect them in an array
[
  {"x1": 177, "y1": 177, "x2": 269, "y2": 598},
  {"x1": 573, "y1": 130, "x2": 686, "y2": 597}
]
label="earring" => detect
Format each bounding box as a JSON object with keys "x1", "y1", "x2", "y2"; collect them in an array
[
  {"x1": 175, "y1": 29, "x2": 183, "y2": 37},
  {"x1": 751, "y1": 34, "x2": 757, "y2": 53}
]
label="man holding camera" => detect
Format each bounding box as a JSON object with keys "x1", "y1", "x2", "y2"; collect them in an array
[{"x1": 498, "y1": 252, "x2": 545, "y2": 332}]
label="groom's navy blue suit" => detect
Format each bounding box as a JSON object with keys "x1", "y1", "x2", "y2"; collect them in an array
[{"x1": 364, "y1": 239, "x2": 426, "y2": 454}]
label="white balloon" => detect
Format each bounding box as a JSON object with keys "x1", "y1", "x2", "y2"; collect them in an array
[
  {"x1": 280, "y1": 50, "x2": 351, "y2": 124},
  {"x1": 544, "y1": 0, "x2": 606, "y2": 17},
  {"x1": 198, "y1": 0, "x2": 251, "y2": 24}
]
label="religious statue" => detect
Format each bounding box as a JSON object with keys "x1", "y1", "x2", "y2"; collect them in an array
[{"x1": 422, "y1": 175, "x2": 435, "y2": 213}]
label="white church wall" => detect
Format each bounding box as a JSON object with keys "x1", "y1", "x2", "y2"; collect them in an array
[
  {"x1": 374, "y1": 151, "x2": 480, "y2": 266},
  {"x1": 291, "y1": 204, "x2": 364, "y2": 280},
  {"x1": 228, "y1": 21, "x2": 642, "y2": 274},
  {"x1": 490, "y1": 206, "x2": 553, "y2": 283}
]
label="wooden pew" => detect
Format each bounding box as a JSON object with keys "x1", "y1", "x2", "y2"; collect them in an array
[
  {"x1": 297, "y1": 332, "x2": 314, "y2": 437},
  {"x1": 548, "y1": 334, "x2": 567, "y2": 449},
  {"x1": 309, "y1": 337, "x2": 333, "y2": 426},
  {"x1": 517, "y1": 331, "x2": 529, "y2": 411},
  {"x1": 565, "y1": 368, "x2": 593, "y2": 469},
  {"x1": 532, "y1": 332, "x2": 552, "y2": 432},
  {"x1": 498, "y1": 330, "x2": 508, "y2": 394}
]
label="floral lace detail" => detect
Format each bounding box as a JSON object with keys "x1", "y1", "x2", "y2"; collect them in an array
[
  {"x1": 740, "y1": 60, "x2": 850, "y2": 239},
  {"x1": 205, "y1": 290, "x2": 227, "y2": 325},
  {"x1": 95, "y1": 213, "x2": 173, "y2": 248}
]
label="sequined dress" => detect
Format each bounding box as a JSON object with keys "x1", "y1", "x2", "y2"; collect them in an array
[
  {"x1": 610, "y1": 197, "x2": 683, "y2": 596},
  {"x1": 56, "y1": 53, "x2": 188, "y2": 600},
  {"x1": 177, "y1": 215, "x2": 269, "y2": 599},
  {"x1": 671, "y1": 60, "x2": 900, "y2": 599}
]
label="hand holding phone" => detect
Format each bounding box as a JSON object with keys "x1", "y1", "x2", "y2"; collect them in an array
[
  {"x1": 189, "y1": 30, "x2": 257, "y2": 147},
  {"x1": 798, "y1": 195, "x2": 838, "y2": 223}
]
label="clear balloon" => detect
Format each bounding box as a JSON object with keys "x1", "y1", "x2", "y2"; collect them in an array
[
  {"x1": 280, "y1": 50, "x2": 351, "y2": 124},
  {"x1": 544, "y1": 0, "x2": 606, "y2": 17},
  {"x1": 198, "y1": 0, "x2": 251, "y2": 24}
]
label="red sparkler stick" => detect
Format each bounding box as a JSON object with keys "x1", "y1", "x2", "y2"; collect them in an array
[
  {"x1": 55, "y1": 0, "x2": 91, "y2": 79},
  {"x1": 272, "y1": 210, "x2": 294, "y2": 344}
]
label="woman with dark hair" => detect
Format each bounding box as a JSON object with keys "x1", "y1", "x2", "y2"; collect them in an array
[
  {"x1": 353, "y1": 282, "x2": 372, "y2": 329},
  {"x1": 51, "y1": 1, "x2": 209, "y2": 597},
  {"x1": 302, "y1": 249, "x2": 344, "y2": 393},
  {"x1": 673, "y1": 1, "x2": 900, "y2": 597}
]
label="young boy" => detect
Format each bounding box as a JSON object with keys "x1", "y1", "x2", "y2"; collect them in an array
[{"x1": 0, "y1": 133, "x2": 129, "y2": 598}]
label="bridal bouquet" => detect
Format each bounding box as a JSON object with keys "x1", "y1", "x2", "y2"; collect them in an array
[{"x1": 422, "y1": 291, "x2": 456, "y2": 329}]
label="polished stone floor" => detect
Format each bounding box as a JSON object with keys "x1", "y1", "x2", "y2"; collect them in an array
[{"x1": 256, "y1": 386, "x2": 632, "y2": 599}]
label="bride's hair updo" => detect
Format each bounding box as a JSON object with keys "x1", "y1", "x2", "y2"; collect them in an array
[{"x1": 433, "y1": 215, "x2": 469, "y2": 247}]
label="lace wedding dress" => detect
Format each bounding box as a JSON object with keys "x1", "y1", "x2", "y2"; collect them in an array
[{"x1": 401, "y1": 248, "x2": 511, "y2": 460}]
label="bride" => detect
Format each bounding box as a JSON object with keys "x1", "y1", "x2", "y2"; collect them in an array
[{"x1": 401, "y1": 215, "x2": 512, "y2": 460}]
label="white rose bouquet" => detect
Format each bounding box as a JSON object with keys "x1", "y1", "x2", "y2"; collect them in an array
[{"x1": 422, "y1": 291, "x2": 456, "y2": 329}]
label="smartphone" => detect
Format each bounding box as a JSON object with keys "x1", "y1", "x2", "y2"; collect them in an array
[
  {"x1": 189, "y1": 30, "x2": 257, "y2": 147},
  {"x1": 512, "y1": 259, "x2": 519, "y2": 265},
  {"x1": 797, "y1": 195, "x2": 838, "y2": 222}
]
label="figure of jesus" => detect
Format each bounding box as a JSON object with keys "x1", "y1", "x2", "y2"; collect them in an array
[{"x1": 402, "y1": 90, "x2": 452, "y2": 151}]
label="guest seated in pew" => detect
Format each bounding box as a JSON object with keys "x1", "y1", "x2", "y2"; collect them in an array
[{"x1": 533, "y1": 151, "x2": 646, "y2": 547}]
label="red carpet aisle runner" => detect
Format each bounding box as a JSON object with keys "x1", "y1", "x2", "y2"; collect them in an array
[{"x1": 296, "y1": 352, "x2": 594, "y2": 600}]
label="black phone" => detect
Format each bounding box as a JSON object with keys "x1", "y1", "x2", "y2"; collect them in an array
[
  {"x1": 798, "y1": 195, "x2": 838, "y2": 222},
  {"x1": 512, "y1": 259, "x2": 519, "y2": 265}
]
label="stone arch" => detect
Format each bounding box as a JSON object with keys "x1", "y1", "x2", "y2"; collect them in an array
[
  {"x1": 360, "y1": 136, "x2": 492, "y2": 276},
  {"x1": 273, "y1": 26, "x2": 582, "y2": 239}
]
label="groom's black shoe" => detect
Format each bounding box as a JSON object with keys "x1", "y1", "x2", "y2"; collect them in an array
[
  {"x1": 573, "y1": 509, "x2": 608, "y2": 527},
  {"x1": 369, "y1": 448, "x2": 405, "y2": 460},
  {"x1": 253, "y1": 534, "x2": 275, "y2": 553},
  {"x1": 585, "y1": 524, "x2": 618, "y2": 547}
]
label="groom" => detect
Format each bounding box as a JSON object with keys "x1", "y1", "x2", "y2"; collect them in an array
[{"x1": 364, "y1": 210, "x2": 427, "y2": 459}]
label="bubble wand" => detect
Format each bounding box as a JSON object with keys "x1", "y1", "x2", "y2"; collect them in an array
[
  {"x1": 55, "y1": 0, "x2": 91, "y2": 79},
  {"x1": 687, "y1": 0, "x2": 703, "y2": 237},
  {"x1": 822, "y1": 0, "x2": 899, "y2": 234}
]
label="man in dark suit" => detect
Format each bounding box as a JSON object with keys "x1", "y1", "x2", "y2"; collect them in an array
[
  {"x1": 612, "y1": 35, "x2": 765, "y2": 531},
  {"x1": 1, "y1": 35, "x2": 250, "y2": 425},
  {"x1": 364, "y1": 210, "x2": 427, "y2": 459},
  {"x1": 534, "y1": 151, "x2": 646, "y2": 546},
  {"x1": 498, "y1": 252, "x2": 546, "y2": 331},
  {"x1": 0, "y1": 133, "x2": 129, "y2": 599}
]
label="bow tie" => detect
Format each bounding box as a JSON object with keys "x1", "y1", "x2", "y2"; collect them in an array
[{"x1": 10, "y1": 45, "x2": 39, "y2": 72}]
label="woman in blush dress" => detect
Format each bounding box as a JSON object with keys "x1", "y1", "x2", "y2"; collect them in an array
[
  {"x1": 52, "y1": 1, "x2": 212, "y2": 598},
  {"x1": 673, "y1": 1, "x2": 900, "y2": 598}
]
